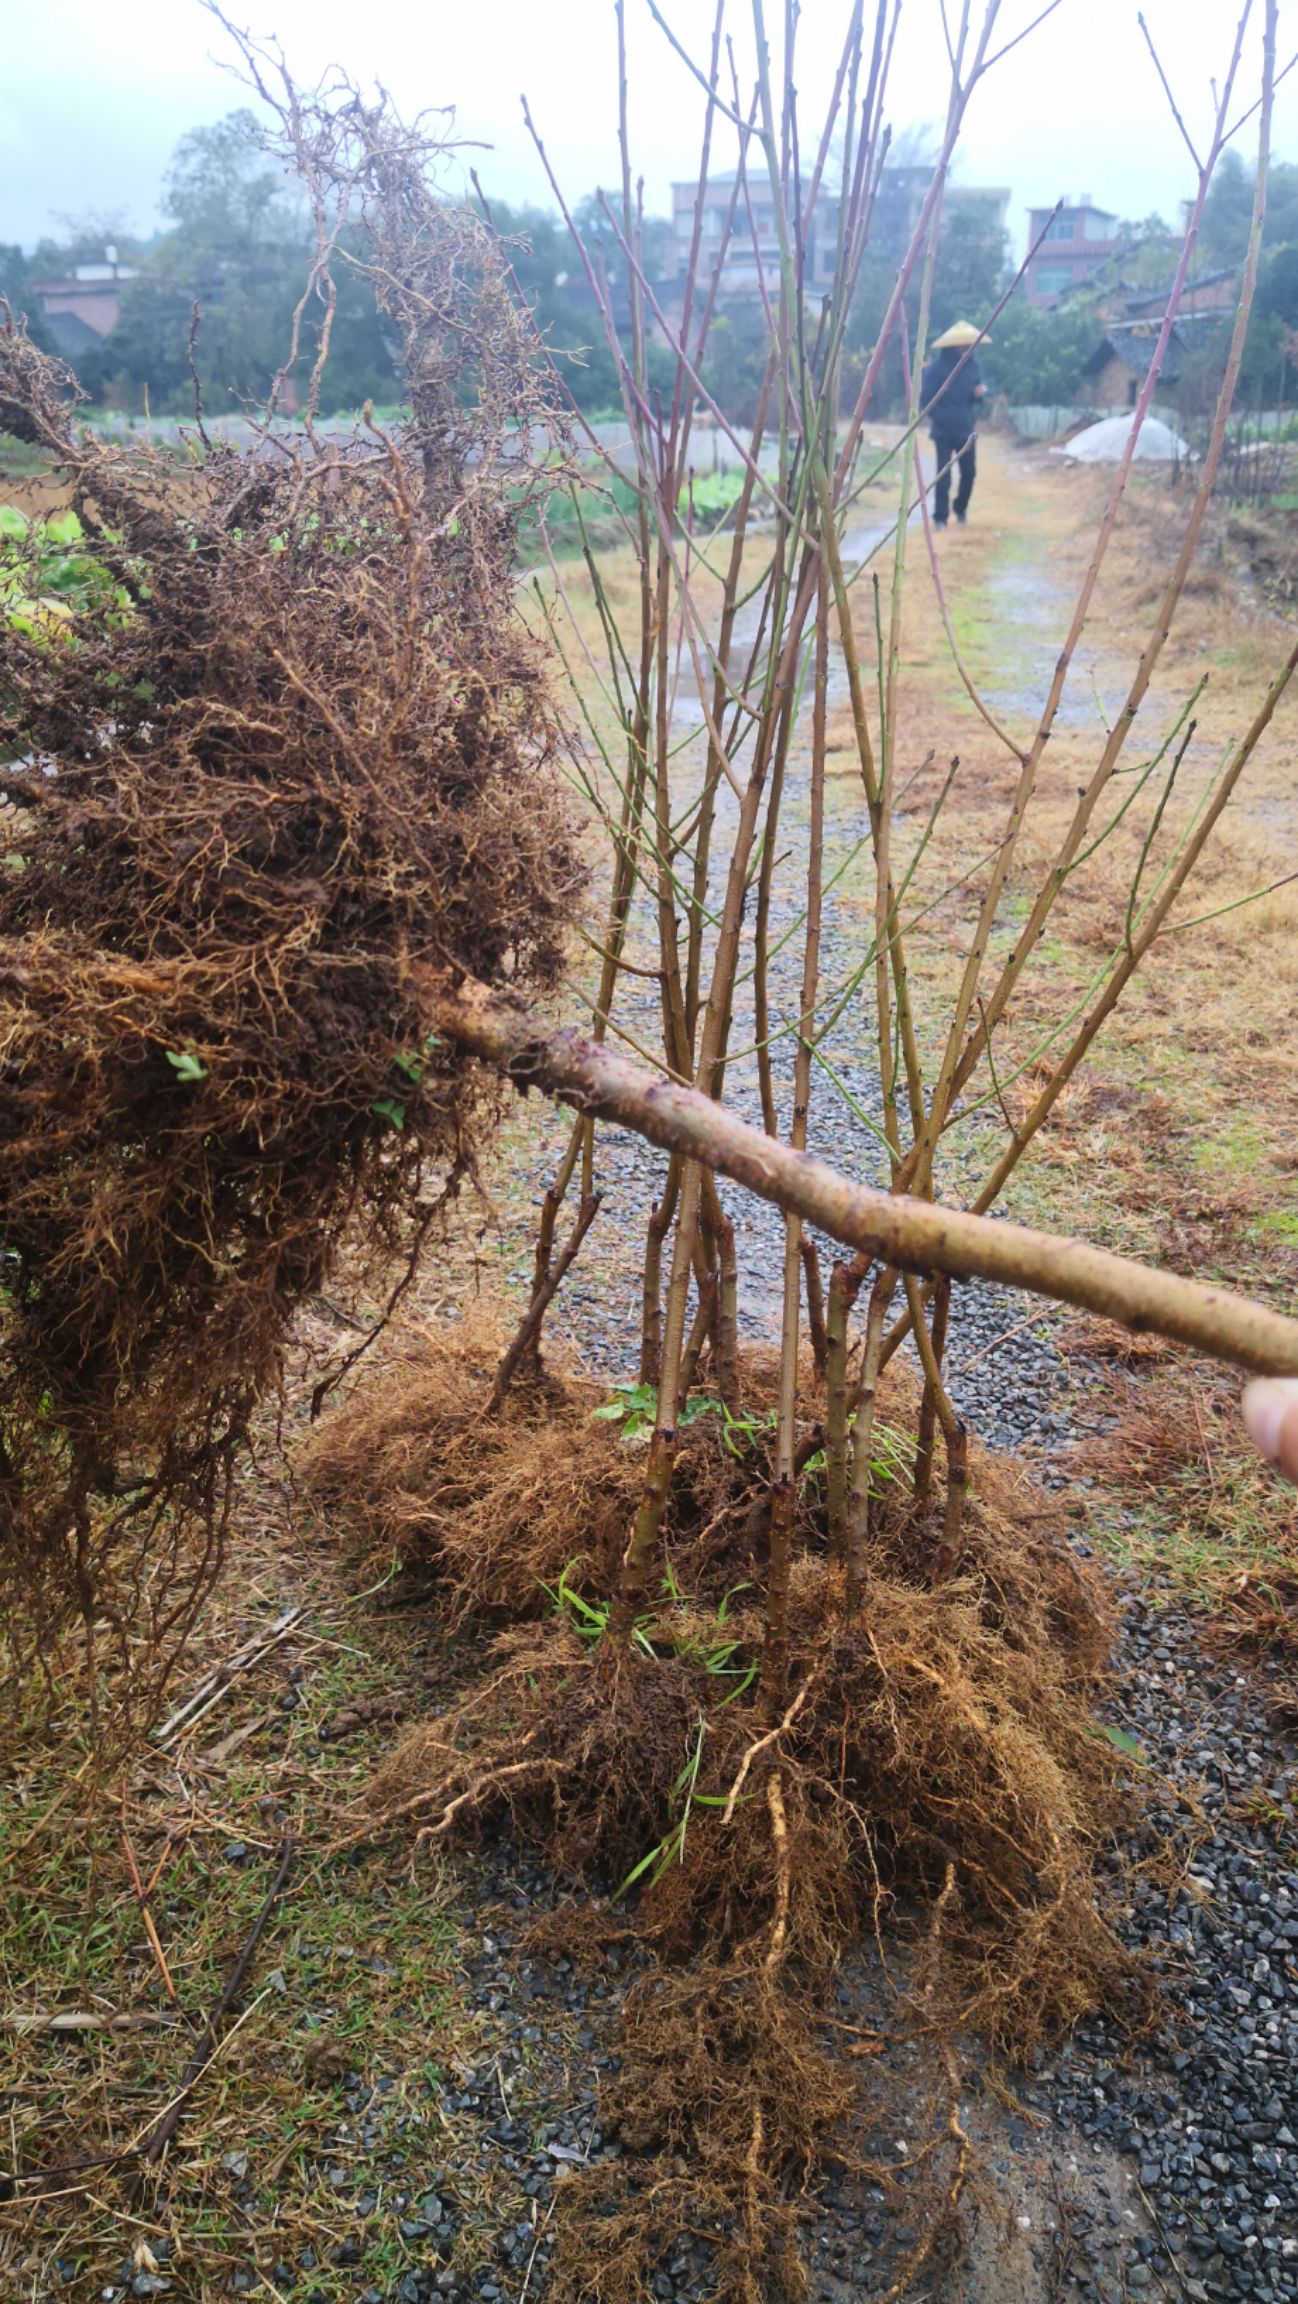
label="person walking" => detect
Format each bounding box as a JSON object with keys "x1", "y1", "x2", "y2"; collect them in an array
[{"x1": 921, "y1": 320, "x2": 988, "y2": 528}]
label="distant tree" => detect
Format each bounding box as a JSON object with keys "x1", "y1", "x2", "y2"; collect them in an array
[
  {"x1": 931, "y1": 198, "x2": 1008, "y2": 321},
  {"x1": 842, "y1": 186, "x2": 1008, "y2": 416},
  {"x1": 570, "y1": 193, "x2": 673, "y2": 290},
  {"x1": 0, "y1": 247, "x2": 57, "y2": 357},
  {"x1": 1201, "y1": 151, "x2": 1255, "y2": 270},
  {"x1": 68, "y1": 112, "x2": 394, "y2": 416},
  {"x1": 41, "y1": 119, "x2": 679, "y2": 422},
  {"x1": 29, "y1": 213, "x2": 142, "y2": 276},
  {"x1": 146, "y1": 112, "x2": 316, "y2": 410},
  {"x1": 1201, "y1": 150, "x2": 1298, "y2": 270},
  {"x1": 487, "y1": 196, "x2": 675, "y2": 415},
  {"x1": 1115, "y1": 214, "x2": 1180, "y2": 297},
  {"x1": 699, "y1": 304, "x2": 772, "y2": 426},
  {"x1": 1256, "y1": 238, "x2": 1298, "y2": 327},
  {"x1": 982, "y1": 298, "x2": 1100, "y2": 406},
  {"x1": 0, "y1": 247, "x2": 28, "y2": 309},
  {"x1": 1177, "y1": 184, "x2": 1298, "y2": 421}
]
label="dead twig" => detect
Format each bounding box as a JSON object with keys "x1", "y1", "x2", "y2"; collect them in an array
[
  {"x1": 1, "y1": 2010, "x2": 186, "y2": 2038},
  {"x1": 153, "y1": 1609, "x2": 305, "y2": 1748},
  {"x1": 136, "y1": 1836, "x2": 294, "y2": 2172},
  {"x1": 489, "y1": 1190, "x2": 604, "y2": 1411}
]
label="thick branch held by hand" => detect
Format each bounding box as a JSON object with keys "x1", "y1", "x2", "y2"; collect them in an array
[{"x1": 428, "y1": 977, "x2": 1298, "y2": 1379}]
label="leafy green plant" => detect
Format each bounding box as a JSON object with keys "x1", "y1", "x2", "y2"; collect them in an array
[
  {"x1": 615, "y1": 1716, "x2": 755, "y2": 1900},
  {"x1": 374, "y1": 1033, "x2": 446, "y2": 1115},
  {"x1": 714, "y1": 1401, "x2": 778, "y2": 1458},
  {"x1": 542, "y1": 1558, "x2": 757, "y2": 1702},
  {"x1": 0, "y1": 505, "x2": 138, "y2": 638},
  {"x1": 683, "y1": 468, "x2": 746, "y2": 523},
  {"x1": 592, "y1": 1382, "x2": 776, "y2": 1456},
  {"x1": 802, "y1": 1416, "x2": 915, "y2": 1488},
  {"x1": 593, "y1": 1381, "x2": 716, "y2": 1441},
  {"x1": 541, "y1": 1560, "x2": 656, "y2": 1656}
]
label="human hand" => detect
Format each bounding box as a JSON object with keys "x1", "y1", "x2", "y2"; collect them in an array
[{"x1": 1243, "y1": 1378, "x2": 1298, "y2": 1484}]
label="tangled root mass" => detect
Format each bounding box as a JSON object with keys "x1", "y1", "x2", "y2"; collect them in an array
[
  {"x1": 343, "y1": 1332, "x2": 1135, "y2": 2039},
  {"x1": 0, "y1": 99, "x2": 584, "y2": 1689},
  {"x1": 335, "y1": 1331, "x2": 1143, "y2": 2302}
]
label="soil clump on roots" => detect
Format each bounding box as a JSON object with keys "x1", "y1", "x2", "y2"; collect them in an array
[
  {"x1": 316, "y1": 1322, "x2": 1143, "y2": 2303},
  {"x1": 305, "y1": 1312, "x2": 798, "y2": 1621}
]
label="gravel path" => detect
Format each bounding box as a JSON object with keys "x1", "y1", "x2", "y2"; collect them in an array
[
  {"x1": 507, "y1": 871, "x2": 1071, "y2": 1456},
  {"x1": 1045, "y1": 1586, "x2": 1298, "y2": 2304}
]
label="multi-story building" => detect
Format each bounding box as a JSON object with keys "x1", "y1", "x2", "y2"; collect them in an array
[
  {"x1": 29, "y1": 249, "x2": 138, "y2": 359},
  {"x1": 1024, "y1": 199, "x2": 1126, "y2": 307},
  {"x1": 668, "y1": 173, "x2": 839, "y2": 297},
  {"x1": 667, "y1": 167, "x2": 1009, "y2": 300}
]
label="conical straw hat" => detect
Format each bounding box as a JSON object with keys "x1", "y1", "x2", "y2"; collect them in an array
[{"x1": 930, "y1": 320, "x2": 989, "y2": 349}]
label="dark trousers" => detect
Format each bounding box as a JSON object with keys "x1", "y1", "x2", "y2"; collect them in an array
[{"x1": 932, "y1": 430, "x2": 976, "y2": 522}]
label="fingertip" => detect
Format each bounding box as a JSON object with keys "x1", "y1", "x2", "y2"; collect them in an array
[{"x1": 1243, "y1": 1376, "x2": 1298, "y2": 1479}]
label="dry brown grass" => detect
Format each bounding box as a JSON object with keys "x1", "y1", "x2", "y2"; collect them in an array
[{"x1": 1065, "y1": 1334, "x2": 1298, "y2": 1680}]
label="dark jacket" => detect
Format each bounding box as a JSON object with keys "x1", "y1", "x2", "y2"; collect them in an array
[{"x1": 921, "y1": 345, "x2": 983, "y2": 443}]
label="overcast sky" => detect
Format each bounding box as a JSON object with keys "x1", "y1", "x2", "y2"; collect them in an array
[{"x1": 1, "y1": 0, "x2": 1290, "y2": 258}]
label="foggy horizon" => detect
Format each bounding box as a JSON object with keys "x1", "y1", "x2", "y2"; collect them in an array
[{"x1": 2, "y1": 0, "x2": 1291, "y2": 260}]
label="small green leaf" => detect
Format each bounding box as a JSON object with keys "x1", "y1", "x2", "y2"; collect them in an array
[
  {"x1": 392, "y1": 1050, "x2": 424, "y2": 1083},
  {"x1": 0, "y1": 505, "x2": 28, "y2": 540},
  {"x1": 717, "y1": 1664, "x2": 759, "y2": 1704},
  {"x1": 371, "y1": 1096, "x2": 406, "y2": 1130},
  {"x1": 616, "y1": 1842, "x2": 670, "y2": 1896},
  {"x1": 1096, "y1": 1722, "x2": 1143, "y2": 1758},
  {"x1": 165, "y1": 1048, "x2": 208, "y2": 1083},
  {"x1": 44, "y1": 509, "x2": 83, "y2": 546}
]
